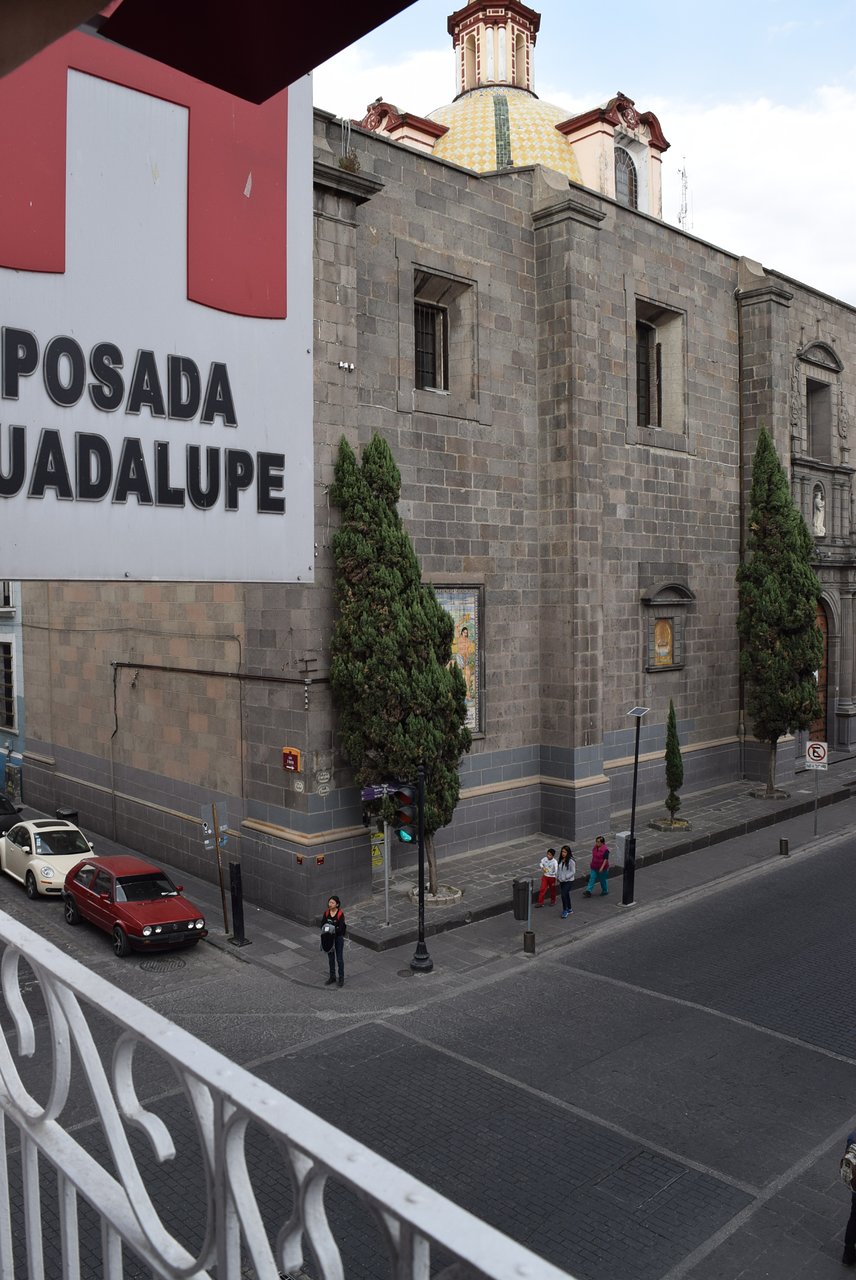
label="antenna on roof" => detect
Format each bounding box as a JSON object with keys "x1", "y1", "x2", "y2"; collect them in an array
[{"x1": 677, "y1": 158, "x2": 690, "y2": 231}]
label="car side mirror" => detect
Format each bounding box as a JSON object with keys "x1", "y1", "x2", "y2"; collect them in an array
[
  {"x1": 88, "y1": 841, "x2": 94, "y2": 850},
  {"x1": 14, "y1": 806, "x2": 21, "y2": 814},
  {"x1": 21, "y1": 844, "x2": 31, "y2": 855},
  {"x1": 175, "y1": 885, "x2": 184, "y2": 893}
]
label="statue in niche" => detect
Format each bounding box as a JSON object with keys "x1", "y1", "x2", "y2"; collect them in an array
[{"x1": 813, "y1": 486, "x2": 826, "y2": 537}]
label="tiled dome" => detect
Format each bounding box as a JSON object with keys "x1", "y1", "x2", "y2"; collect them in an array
[{"x1": 428, "y1": 86, "x2": 582, "y2": 181}]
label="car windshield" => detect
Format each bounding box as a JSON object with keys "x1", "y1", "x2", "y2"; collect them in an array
[
  {"x1": 115, "y1": 874, "x2": 178, "y2": 903},
  {"x1": 36, "y1": 830, "x2": 90, "y2": 857}
]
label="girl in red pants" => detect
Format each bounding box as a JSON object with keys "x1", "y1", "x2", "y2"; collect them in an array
[{"x1": 536, "y1": 848, "x2": 558, "y2": 906}]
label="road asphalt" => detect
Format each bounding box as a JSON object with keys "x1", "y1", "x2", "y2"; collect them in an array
[{"x1": 7, "y1": 759, "x2": 856, "y2": 1280}]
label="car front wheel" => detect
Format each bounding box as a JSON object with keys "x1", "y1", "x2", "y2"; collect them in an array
[
  {"x1": 25, "y1": 872, "x2": 39, "y2": 900},
  {"x1": 112, "y1": 926, "x2": 131, "y2": 958},
  {"x1": 63, "y1": 896, "x2": 80, "y2": 925}
]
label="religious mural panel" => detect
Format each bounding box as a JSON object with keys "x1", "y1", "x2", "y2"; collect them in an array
[{"x1": 435, "y1": 586, "x2": 482, "y2": 733}]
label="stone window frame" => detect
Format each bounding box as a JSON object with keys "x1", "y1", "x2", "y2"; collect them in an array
[
  {"x1": 396, "y1": 240, "x2": 491, "y2": 424},
  {"x1": 790, "y1": 341, "x2": 845, "y2": 465},
  {"x1": 624, "y1": 276, "x2": 693, "y2": 454},
  {"x1": 641, "y1": 581, "x2": 695, "y2": 673}
]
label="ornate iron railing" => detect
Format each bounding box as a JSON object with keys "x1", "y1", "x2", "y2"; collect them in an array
[{"x1": 0, "y1": 909, "x2": 574, "y2": 1280}]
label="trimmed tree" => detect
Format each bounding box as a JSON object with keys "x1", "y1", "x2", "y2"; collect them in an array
[
  {"x1": 664, "y1": 699, "x2": 684, "y2": 821},
  {"x1": 329, "y1": 434, "x2": 472, "y2": 894},
  {"x1": 737, "y1": 427, "x2": 823, "y2": 796}
]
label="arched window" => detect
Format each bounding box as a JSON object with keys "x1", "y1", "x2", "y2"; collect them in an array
[
  {"x1": 464, "y1": 34, "x2": 476, "y2": 91},
  {"x1": 514, "y1": 32, "x2": 527, "y2": 86},
  {"x1": 615, "y1": 147, "x2": 638, "y2": 209}
]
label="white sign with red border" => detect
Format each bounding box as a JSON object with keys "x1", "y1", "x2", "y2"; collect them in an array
[
  {"x1": 805, "y1": 741, "x2": 828, "y2": 770},
  {"x1": 0, "y1": 36, "x2": 313, "y2": 583}
]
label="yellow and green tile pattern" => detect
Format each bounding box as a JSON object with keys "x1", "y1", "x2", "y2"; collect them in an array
[{"x1": 429, "y1": 87, "x2": 582, "y2": 181}]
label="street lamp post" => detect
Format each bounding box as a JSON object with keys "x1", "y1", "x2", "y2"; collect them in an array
[
  {"x1": 410, "y1": 762, "x2": 433, "y2": 973},
  {"x1": 622, "y1": 706, "x2": 649, "y2": 907}
]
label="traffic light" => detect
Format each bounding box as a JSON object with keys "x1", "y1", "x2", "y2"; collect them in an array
[{"x1": 393, "y1": 785, "x2": 416, "y2": 843}]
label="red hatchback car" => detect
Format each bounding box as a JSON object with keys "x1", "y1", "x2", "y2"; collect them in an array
[{"x1": 63, "y1": 854, "x2": 207, "y2": 957}]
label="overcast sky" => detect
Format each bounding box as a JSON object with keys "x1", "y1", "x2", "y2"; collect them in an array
[{"x1": 314, "y1": 0, "x2": 856, "y2": 307}]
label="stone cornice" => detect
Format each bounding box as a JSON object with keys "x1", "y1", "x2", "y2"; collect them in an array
[
  {"x1": 313, "y1": 159, "x2": 384, "y2": 206},
  {"x1": 532, "y1": 194, "x2": 606, "y2": 229},
  {"x1": 736, "y1": 282, "x2": 794, "y2": 308}
]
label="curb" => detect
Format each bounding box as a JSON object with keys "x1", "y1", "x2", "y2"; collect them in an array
[{"x1": 347, "y1": 782, "x2": 856, "y2": 952}]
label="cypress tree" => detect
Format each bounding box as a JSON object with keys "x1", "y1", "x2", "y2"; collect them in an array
[
  {"x1": 664, "y1": 699, "x2": 684, "y2": 821},
  {"x1": 330, "y1": 434, "x2": 472, "y2": 893},
  {"x1": 737, "y1": 426, "x2": 823, "y2": 795}
]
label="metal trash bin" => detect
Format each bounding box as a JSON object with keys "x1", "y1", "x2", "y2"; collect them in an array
[
  {"x1": 56, "y1": 807, "x2": 79, "y2": 825},
  {"x1": 512, "y1": 877, "x2": 531, "y2": 921}
]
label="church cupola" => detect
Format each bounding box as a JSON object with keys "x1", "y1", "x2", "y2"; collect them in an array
[{"x1": 448, "y1": 1, "x2": 541, "y2": 97}]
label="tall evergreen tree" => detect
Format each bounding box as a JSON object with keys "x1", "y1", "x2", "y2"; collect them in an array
[
  {"x1": 664, "y1": 699, "x2": 684, "y2": 820},
  {"x1": 330, "y1": 434, "x2": 472, "y2": 893},
  {"x1": 737, "y1": 426, "x2": 823, "y2": 796}
]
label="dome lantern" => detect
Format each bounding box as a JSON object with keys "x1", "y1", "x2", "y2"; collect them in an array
[{"x1": 447, "y1": 1, "x2": 541, "y2": 98}]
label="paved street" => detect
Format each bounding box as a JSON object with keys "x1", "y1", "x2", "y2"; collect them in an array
[{"x1": 1, "y1": 796, "x2": 856, "y2": 1279}]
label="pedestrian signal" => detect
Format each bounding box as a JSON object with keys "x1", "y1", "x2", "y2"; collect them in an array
[{"x1": 393, "y1": 785, "x2": 416, "y2": 843}]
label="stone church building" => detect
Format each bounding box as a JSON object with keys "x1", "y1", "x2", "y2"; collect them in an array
[{"x1": 17, "y1": 1, "x2": 856, "y2": 921}]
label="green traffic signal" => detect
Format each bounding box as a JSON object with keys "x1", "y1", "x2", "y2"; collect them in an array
[{"x1": 394, "y1": 785, "x2": 416, "y2": 843}]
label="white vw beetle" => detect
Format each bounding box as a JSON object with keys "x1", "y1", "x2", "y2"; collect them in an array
[{"x1": 0, "y1": 819, "x2": 94, "y2": 898}]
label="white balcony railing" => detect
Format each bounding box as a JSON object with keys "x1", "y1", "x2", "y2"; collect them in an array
[{"x1": 0, "y1": 909, "x2": 576, "y2": 1280}]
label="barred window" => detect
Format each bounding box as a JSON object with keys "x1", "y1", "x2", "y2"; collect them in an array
[
  {"x1": 634, "y1": 299, "x2": 685, "y2": 439},
  {"x1": 415, "y1": 301, "x2": 448, "y2": 391},
  {"x1": 636, "y1": 321, "x2": 661, "y2": 429},
  {"x1": 0, "y1": 642, "x2": 14, "y2": 730},
  {"x1": 0, "y1": 582, "x2": 11, "y2": 609}
]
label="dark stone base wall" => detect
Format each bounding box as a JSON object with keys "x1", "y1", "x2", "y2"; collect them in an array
[{"x1": 23, "y1": 732, "x2": 753, "y2": 923}]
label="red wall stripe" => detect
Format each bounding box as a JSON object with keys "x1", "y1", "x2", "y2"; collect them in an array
[{"x1": 0, "y1": 31, "x2": 287, "y2": 319}]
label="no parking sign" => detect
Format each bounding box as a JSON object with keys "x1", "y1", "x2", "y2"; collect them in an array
[{"x1": 806, "y1": 741, "x2": 828, "y2": 770}]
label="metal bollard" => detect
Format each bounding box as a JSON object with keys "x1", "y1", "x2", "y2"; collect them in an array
[
  {"x1": 228, "y1": 861, "x2": 251, "y2": 946},
  {"x1": 523, "y1": 930, "x2": 536, "y2": 954},
  {"x1": 779, "y1": 838, "x2": 790, "y2": 857}
]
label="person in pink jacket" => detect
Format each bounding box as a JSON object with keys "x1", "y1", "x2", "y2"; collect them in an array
[{"x1": 583, "y1": 836, "x2": 610, "y2": 897}]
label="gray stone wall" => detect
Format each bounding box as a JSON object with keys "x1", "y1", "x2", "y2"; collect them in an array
[{"x1": 21, "y1": 110, "x2": 856, "y2": 923}]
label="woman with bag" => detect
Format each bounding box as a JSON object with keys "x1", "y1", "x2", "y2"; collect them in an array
[
  {"x1": 321, "y1": 894, "x2": 347, "y2": 987},
  {"x1": 583, "y1": 836, "x2": 610, "y2": 897},
  {"x1": 557, "y1": 845, "x2": 575, "y2": 917}
]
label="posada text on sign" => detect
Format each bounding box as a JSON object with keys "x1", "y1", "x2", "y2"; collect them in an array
[{"x1": 0, "y1": 327, "x2": 285, "y2": 514}]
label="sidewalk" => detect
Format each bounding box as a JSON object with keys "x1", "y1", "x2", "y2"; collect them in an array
[
  {"x1": 149, "y1": 759, "x2": 856, "y2": 981},
  {"x1": 41, "y1": 760, "x2": 856, "y2": 987},
  {"x1": 339, "y1": 761, "x2": 856, "y2": 949}
]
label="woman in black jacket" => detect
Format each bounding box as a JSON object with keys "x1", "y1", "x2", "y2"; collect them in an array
[{"x1": 321, "y1": 894, "x2": 347, "y2": 987}]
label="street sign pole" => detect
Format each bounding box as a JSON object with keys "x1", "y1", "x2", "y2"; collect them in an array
[
  {"x1": 384, "y1": 819, "x2": 391, "y2": 927},
  {"x1": 210, "y1": 803, "x2": 230, "y2": 934},
  {"x1": 805, "y1": 741, "x2": 828, "y2": 837},
  {"x1": 410, "y1": 763, "x2": 433, "y2": 973}
]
